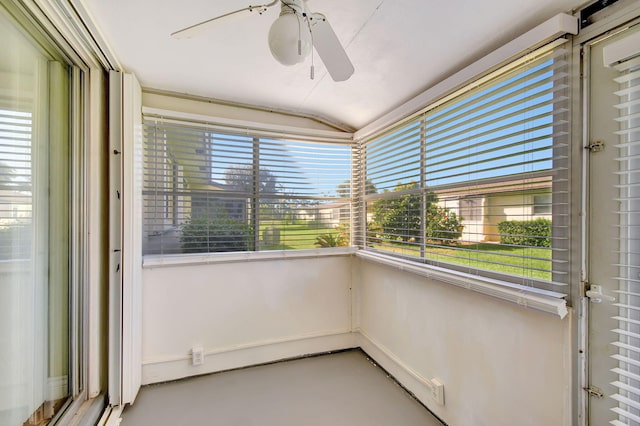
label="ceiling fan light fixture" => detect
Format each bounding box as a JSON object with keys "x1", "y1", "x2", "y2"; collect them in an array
[{"x1": 268, "y1": 12, "x2": 311, "y2": 66}]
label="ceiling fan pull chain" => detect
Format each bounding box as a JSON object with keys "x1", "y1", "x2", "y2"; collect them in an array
[
  {"x1": 297, "y1": 7, "x2": 303, "y2": 56},
  {"x1": 305, "y1": 14, "x2": 315, "y2": 80}
]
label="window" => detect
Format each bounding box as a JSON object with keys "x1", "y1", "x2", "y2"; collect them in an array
[
  {"x1": 361, "y1": 42, "x2": 570, "y2": 290},
  {"x1": 459, "y1": 197, "x2": 483, "y2": 221},
  {"x1": 0, "y1": 3, "x2": 85, "y2": 424},
  {"x1": 143, "y1": 118, "x2": 352, "y2": 255},
  {"x1": 533, "y1": 193, "x2": 552, "y2": 215}
]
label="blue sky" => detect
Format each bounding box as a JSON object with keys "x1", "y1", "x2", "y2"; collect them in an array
[{"x1": 366, "y1": 58, "x2": 558, "y2": 191}]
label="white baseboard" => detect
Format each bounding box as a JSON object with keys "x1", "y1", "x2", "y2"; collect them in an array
[
  {"x1": 141, "y1": 331, "x2": 357, "y2": 385},
  {"x1": 356, "y1": 330, "x2": 444, "y2": 409},
  {"x1": 140, "y1": 329, "x2": 444, "y2": 415}
]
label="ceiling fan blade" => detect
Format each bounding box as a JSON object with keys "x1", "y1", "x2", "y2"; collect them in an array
[
  {"x1": 310, "y1": 14, "x2": 354, "y2": 82},
  {"x1": 171, "y1": 0, "x2": 279, "y2": 39}
]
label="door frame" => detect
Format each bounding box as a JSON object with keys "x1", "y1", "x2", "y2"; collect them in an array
[{"x1": 574, "y1": 2, "x2": 640, "y2": 424}]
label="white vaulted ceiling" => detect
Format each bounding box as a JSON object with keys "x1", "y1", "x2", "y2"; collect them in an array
[{"x1": 79, "y1": 0, "x2": 586, "y2": 130}]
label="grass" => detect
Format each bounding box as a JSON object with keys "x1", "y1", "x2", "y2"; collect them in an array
[
  {"x1": 188, "y1": 217, "x2": 551, "y2": 281},
  {"x1": 372, "y1": 241, "x2": 552, "y2": 281},
  {"x1": 258, "y1": 222, "x2": 338, "y2": 250}
]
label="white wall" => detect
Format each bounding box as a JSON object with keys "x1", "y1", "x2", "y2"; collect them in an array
[
  {"x1": 137, "y1": 92, "x2": 572, "y2": 423},
  {"x1": 141, "y1": 253, "x2": 572, "y2": 426},
  {"x1": 141, "y1": 255, "x2": 354, "y2": 384},
  {"x1": 354, "y1": 258, "x2": 572, "y2": 426}
]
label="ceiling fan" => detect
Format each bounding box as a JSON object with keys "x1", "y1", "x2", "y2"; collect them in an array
[{"x1": 171, "y1": 0, "x2": 355, "y2": 82}]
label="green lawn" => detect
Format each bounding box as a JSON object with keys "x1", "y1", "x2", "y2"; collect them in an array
[
  {"x1": 259, "y1": 222, "x2": 338, "y2": 250},
  {"x1": 373, "y1": 241, "x2": 552, "y2": 281}
]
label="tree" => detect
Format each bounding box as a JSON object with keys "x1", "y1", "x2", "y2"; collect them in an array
[
  {"x1": 425, "y1": 204, "x2": 463, "y2": 243},
  {"x1": 370, "y1": 182, "x2": 463, "y2": 244},
  {"x1": 370, "y1": 182, "x2": 422, "y2": 241},
  {"x1": 0, "y1": 161, "x2": 15, "y2": 187},
  {"x1": 223, "y1": 164, "x2": 279, "y2": 194}
]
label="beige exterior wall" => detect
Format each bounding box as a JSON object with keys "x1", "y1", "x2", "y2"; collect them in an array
[{"x1": 436, "y1": 189, "x2": 551, "y2": 243}]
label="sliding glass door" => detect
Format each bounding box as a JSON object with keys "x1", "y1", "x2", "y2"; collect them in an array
[{"x1": 0, "y1": 4, "x2": 76, "y2": 425}]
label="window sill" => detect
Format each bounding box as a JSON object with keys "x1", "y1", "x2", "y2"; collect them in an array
[
  {"x1": 355, "y1": 250, "x2": 568, "y2": 319},
  {"x1": 143, "y1": 247, "x2": 356, "y2": 268}
]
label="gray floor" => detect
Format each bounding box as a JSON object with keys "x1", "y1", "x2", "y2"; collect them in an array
[{"x1": 120, "y1": 349, "x2": 444, "y2": 426}]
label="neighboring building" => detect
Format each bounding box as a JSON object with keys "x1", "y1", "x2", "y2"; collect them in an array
[
  {"x1": 434, "y1": 176, "x2": 552, "y2": 243},
  {"x1": 294, "y1": 201, "x2": 350, "y2": 228},
  {"x1": 0, "y1": 189, "x2": 31, "y2": 227}
]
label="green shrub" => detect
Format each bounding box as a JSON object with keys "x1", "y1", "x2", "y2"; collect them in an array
[
  {"x1": 180, "y1": 216, "x2": 252, "y2": 253},
  {"x1": 370, "y1": 182, "x2": 463, "y2": 244},
  {"x1": 497, "y1": 219, "x2": 551, "y2": 247},
  {"x1": 314, "y1": 232, "x2": 347, "y2": 248}
]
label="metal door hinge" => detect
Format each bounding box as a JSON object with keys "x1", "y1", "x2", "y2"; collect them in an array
[
  {"x1": 584, "y1": 385, "x2": 604, "y2": 398},
  {"x1": 585, "y1": 284, "x2": 616, "y2": 303},
  {"x1": 585, "y1": 140, "x2": 605, "y2": 152}
]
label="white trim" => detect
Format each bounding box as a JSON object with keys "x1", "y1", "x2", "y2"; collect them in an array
[
  {"x1": 33, "y1": 0, "x2": 114, "y2": 69},
  {"x1": 357, "y1": 330, "x2": 444, "y2": 408},
  {"x1": 121, "y1": 73, "x2": 143, "y2": 405},
  {"x1": 356, "y1": 251, "x2": 569, "y2": 318},
  {"x1": 603, "y1": 29, "x2": 640, "y2": 66},
  {"x1": 67, "y1": 0, "x2": 122, "y2": 69},
  {"x1": 143, "y1": 247, "x2": 356, "y2": 268},
  {"x1": 355, "y1": 12, "x2": 578, "y2": 140},
  {"x1": 141, "y1": 331, "x2": 357, "y2": 385},
  {"x1": 107, "y1": 71, "x2": 123, "y2": 407},
  {"x1": 142, "y1": 107, "x2": 353, "y2": 142},
  {"x1": 87, "y1": 69, "x2": 108, "y2": 399},
  {"x1": 107, "y1": 71, "x2": 143, "y2": 406}
]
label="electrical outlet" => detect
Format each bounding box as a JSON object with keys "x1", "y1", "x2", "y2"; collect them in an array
[
  {"x1": 430, "y1": 378, "x2": 444, "y2": 405},
  {"x1": 191, "y1": 346, "x2": 204, "y2": 366}
]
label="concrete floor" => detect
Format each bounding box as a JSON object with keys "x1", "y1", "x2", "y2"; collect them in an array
[{"x1": 120, "y1": 349, "x2": 445, "y2": 426}]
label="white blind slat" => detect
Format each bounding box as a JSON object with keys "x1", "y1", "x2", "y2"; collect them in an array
[
  {"x1": 612, "y1": 393, "x2": 640, "y2": 411},
  {"x1": 610, "y1": 51, "x2": 640, "y2": 426},
  {"x1": 612, "y1": 407, "x2": 640, "y2": 424},
  {"x1": 0, "y1": 105, "x2": 33, "y2": 262}
]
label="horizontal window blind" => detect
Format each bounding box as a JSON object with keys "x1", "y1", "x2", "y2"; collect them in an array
[
  {"x1": 362, "y1": 43, "x2": 570, "y2": 290},
  {"x1": 0, "y1": 106, "x2": 32, "y2": 261},
  {"x1": 611, "y1": 54, "x2": 640, "y2": 426},
  {"x1": 142, "y1": 118, "x2": 352, "y2": 256}
]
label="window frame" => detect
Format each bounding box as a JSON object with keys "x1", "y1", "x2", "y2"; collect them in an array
[
  {"x1": 357, "y1": 40, "x2": 571, "y2": 295},
  {"x1": 141, "y1": 109, "x2": 354, "y2": 260},
  {"x1": 0, "y1": 0, "x2": 95, "y2": 423}
]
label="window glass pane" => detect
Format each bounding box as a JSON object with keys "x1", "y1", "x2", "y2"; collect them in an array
[
  {"x1": 142, "y1": 120, "x2": 352, "y2": 255},
  {"x1": 0, "y1": 7, "x2": 71, "y2": 425},
  {"x1": 365, "y1": 119, "x2": 422, "y2": 193},
  {"x1": 260, "y1": 138, "x2": 351, "y2": 249},
  {"x1": 364, "y1": 45, "x2": 569, "y2": 289}
]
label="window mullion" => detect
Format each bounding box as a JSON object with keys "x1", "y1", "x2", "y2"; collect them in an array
[
  {"x1": 420, "y1": 117, "x2": 427, "y2": 258},
  {"x1": 253, "y1": 136, "x2": 260, "y2": 251}
]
